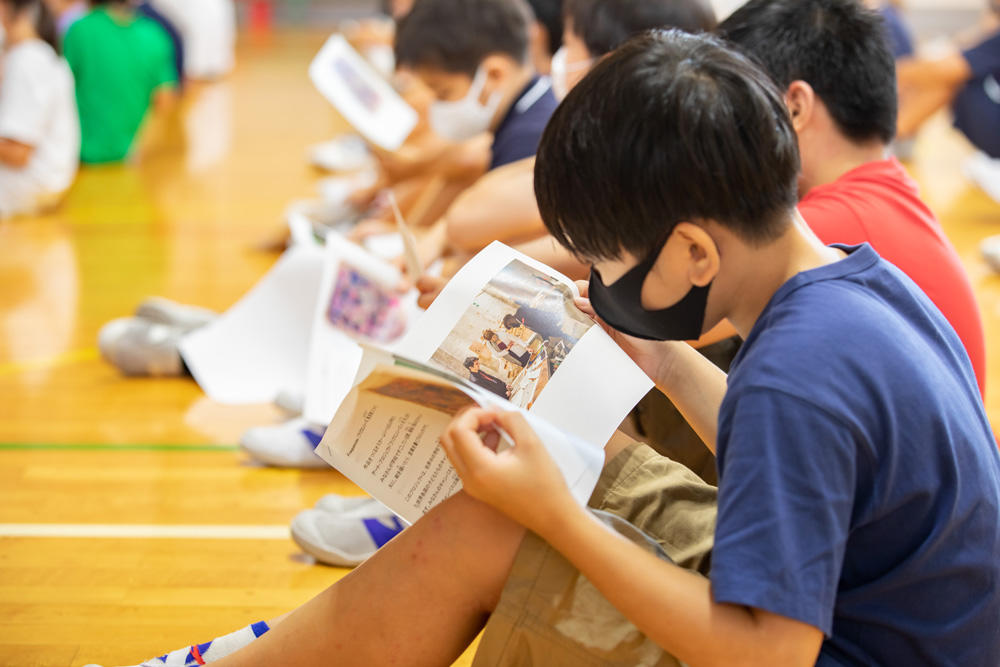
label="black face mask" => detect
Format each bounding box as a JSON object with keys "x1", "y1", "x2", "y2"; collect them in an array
[{"x1": 588, "y1": 244, "x2": 712, "y2": 342}]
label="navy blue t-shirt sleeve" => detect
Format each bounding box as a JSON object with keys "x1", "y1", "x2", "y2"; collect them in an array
[
  {"x1": 962, "y1": 30, "x2": 1000, "y2": 80},
  {"x1": 712, "y1": 387, "x2": 858, "y2": 635},
  {"x1": 489, "y1": 87, "x2": 557, "y2": 170}
]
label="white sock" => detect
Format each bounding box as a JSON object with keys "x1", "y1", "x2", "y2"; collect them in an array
[{"x1": 127, "y1": 621, "x2": 270, "y2": 666}]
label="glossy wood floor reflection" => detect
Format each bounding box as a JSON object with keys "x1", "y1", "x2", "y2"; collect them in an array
[
  {"x1": 1, "y1": 28, "x2": 999, "y2": 667},
  {"x1": 0, "y1": 29, "x2": 470, "y2": 667}
]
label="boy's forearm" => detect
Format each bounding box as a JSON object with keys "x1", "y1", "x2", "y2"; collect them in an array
[
  {"x1": 653, "y1": 342, "x2": 728, "y2": 453},
  {"x1": 540, "y1": 503, "x2": 821, "y2": 667}
]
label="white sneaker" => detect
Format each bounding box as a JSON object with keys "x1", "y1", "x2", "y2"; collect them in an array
[
  {"x1": 239, "y1": 417, "x2": 328, "y2": 468},
  {"x1": 314, "y1": 493, "x2": 391, "y2": 517},
  {"x1": 273, "y1": 389, "x2": 305, "y2": 416},
  {"x1": 965, "y1": 151, "x2": 1000, "y2": 205},
  {"x1": 308, "y1": 134, "x2": 376, "y2": 172},
  {"x1": 98, "y1": 317, "x2": 186, "y2": 377},
  {"x1": 981, "y1": 235, "x2": 1000, "y2": 274},
  {"x1": 290, "y1": 508, "x2": 406, "y2": 567},
  {"x1": 134, "y1": 296, "x2": 217, "y2": 333}
]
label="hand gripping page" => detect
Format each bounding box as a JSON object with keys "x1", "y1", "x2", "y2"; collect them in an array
[{"x1": 315, "y1": 348, "x2": 605, "y2": 525}]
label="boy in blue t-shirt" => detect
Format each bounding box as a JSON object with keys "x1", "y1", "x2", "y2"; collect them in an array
[
  {"x1": 445, "y1": 28, "x2": 1000, "y2": 666},
  {"x1": 93, "y1": 24, "x2": 1000, "y2": 667}
]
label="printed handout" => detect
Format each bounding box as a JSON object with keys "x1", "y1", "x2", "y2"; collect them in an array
[
  {"x1": 302, "y1": 233, "x2": 418, "y2": 425},
  {"x1": 179, "y1": 244, "x2": 325, "y2": 404},
  {"x1": 316, "y1": 348, "x2": 605, "y2": 524},
  {"x1": 314, "y1": 242, "x2": 654, "y2": 522},
  {"x1": 395, "y1": 242, "x2": 653, "y2": 447},
  {"x1": 309, "y1": 34, "x2": 418, "y2": 151}
]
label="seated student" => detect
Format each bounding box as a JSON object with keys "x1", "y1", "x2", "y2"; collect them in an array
[
  {"x1": 463, "y1": 356, "x2": 510, "y2": 398},
  {"x1": 101, "y1": 30, "x2": 1000, "y2": 667},
  {"x1": 346, "y1": 0, "x2": 558, "y2": 240},
  {"x1": 63, "y1": 0, "x2": 178, "y2": 164},
  {"x1": 631, "y1": 0, "x2": 992, "y2": 484},
  {"x1": 0, "y1": 0, "x2": 79, "y2": 219},
  {"x1": 396, "y1": 0, "x2": 557, "y2": 176},
  {"x1": 717, "y1": 0, "x2": 987, "y2": 396},
  {"x1": 426, "y1": 0, "x2": 717, "y2": 274},
  {"x1": 897, "y1": 4, "x2": 999, "y2": 161}
]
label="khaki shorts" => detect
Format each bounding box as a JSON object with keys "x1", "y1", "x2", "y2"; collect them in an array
[{"x1": 473, "y1": 441, "x2": 718, "y2": 667}]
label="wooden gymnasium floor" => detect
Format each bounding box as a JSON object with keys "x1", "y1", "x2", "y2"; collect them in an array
[{"x1": 1, "y1": 28, "x2": 999, "y2": 667}]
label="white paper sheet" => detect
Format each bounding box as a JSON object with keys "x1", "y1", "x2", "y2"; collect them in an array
[
  {"x1": 395, "y1": 242, "x2": 653, "y2": 447},
  {"x1": 309, "y1": 34, "x2": 418, "y2": 151},
  {"x1": 302, "y1": 234, "x2": 418, "y2": 424},
  {"x1": 178, "y1": 245, "x2": 325, "y2": 404}
]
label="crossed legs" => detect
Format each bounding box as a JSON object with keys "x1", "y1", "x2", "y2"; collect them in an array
[{"x1": 213, "y1": 492, "x2": 526, "y2": 667}]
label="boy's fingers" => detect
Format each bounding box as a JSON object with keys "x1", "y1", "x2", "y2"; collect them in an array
[
  {"x1": 492, "y1": 411, "x2": 540, "y2": 450},
  {"x1": 575, "y1": 280, "x2": 590, "y2": 298},
  {"x1": 450, "y1": 423, "x2": 498, "y2": 476},
  {"x1": 451, "y1": 407, "x2": 493, "y2": 432},
  {"x1": 574, "y1": 296, "x2": 596, "y2": 318}
]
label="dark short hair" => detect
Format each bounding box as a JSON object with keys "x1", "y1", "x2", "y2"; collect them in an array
[
  {"x1": 565, "y1": 0, "x2": 716, "y2": 57},
  {"x1": 6, "y1": 0, "x2": 59, "y2": 52},
  {"x1": 502, "y1": 315, "x2": 521, "y2": 330},
  {"x1": 463, "y1": 356, "x2": 478, "y2": 370},
  {"x1": 395, "y1": 0, "x2": 532, "y2": 76},
  {"x1": 716, "y1": 0, "x2": 897, "y2": 145},
  {"x1": 526, "y1": 0, "x2": 564, "y2": 57},
  {"x1": 535, "y1": 30, "x2": 800, "y2": 261}
]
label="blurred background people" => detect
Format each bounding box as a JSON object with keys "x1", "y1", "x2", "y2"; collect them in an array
[
  {"x1": 63, "y1": 0, "x2": 179, "y2": 164},
  {"x1": 0, "y1": 0, "x2": 79, "y2": 218}
]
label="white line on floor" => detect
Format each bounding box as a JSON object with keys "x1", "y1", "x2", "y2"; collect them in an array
[{"x1": 0, "y1": 524, "x2": 289, "y2": 539}]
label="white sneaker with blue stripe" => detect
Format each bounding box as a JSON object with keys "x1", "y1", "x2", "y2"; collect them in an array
[
  {"x1": 239, "y1": 417, "x2": 328, "y2": 469},
  {"x1": 291, "y1": 496, "x2": 406, "y2": 567}
]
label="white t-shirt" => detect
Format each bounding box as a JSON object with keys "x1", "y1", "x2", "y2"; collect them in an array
[
  {"x1": 152, "y1": 0, "x2": 235, "y2": 79},
  {"x1": 0, "y1": 39, "x2": 80, "y2": 217}
]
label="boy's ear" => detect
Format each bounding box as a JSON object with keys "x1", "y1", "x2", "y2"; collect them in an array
[
  {"x1": 481, "y1": 53, "x2": 514, "y2": 85},
  {"x1": 672, "y1": 222, "x2": 720, "y2": 288},
  {"x1": 784, "y1": 80, "x2": 815, "y2": 134}
]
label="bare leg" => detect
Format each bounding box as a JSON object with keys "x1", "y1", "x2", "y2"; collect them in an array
[{"x1": 213, "y1": 492, "x2": 525, "y2": 667}]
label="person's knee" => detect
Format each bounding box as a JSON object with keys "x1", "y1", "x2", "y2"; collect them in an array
[{"x1": 416, "y1": 492, "x2": 526, "y2": 610}]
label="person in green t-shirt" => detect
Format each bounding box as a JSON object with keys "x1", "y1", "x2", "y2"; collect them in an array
[{"x1": 62, "y1": 0, "x2": 178, "y2": 164}]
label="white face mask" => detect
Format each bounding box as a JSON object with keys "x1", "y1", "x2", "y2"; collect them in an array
[
  {"x1": 429, "y1": 66, "x2": 502, "y2": 142},
  {"x1": 550, "y1": 46, "x2": 593, "y2": 102}
]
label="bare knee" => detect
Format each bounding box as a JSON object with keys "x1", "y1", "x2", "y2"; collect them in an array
[{"x1": 408, "y1": 492, "x2": 526, "y2": 611}]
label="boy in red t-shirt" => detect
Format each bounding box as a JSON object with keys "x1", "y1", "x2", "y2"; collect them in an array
[
  {"x1": 637, "y1": 0, "x2": 990, "y2": 478},
  {"x1": 716, "y1": 0, "x2": 986, "y2": 396}
]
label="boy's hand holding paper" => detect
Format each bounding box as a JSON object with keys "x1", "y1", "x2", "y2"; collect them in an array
[{"x1": 441, "y1": 408, "x2": 576, "y2": 536}]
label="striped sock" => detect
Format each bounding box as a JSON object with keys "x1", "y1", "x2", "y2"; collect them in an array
[{"x1": 136, "y1": 621, "x2": 270, "y2": 666}]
